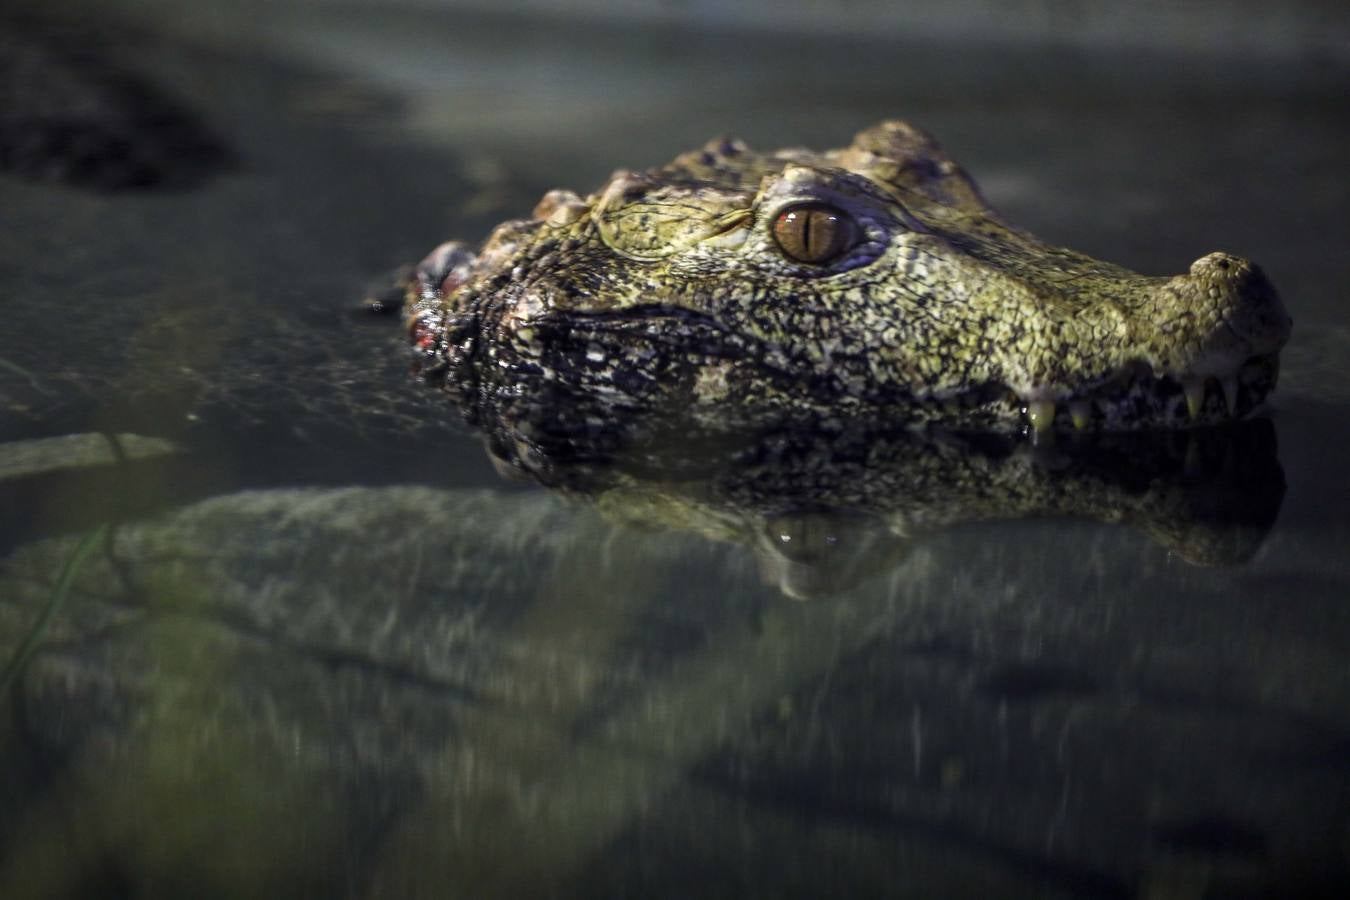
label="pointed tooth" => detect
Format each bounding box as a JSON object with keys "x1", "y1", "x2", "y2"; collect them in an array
[
  {"x1": 1027, "y1": 400, "x2": 1057, "y2": 434},
  {"x1": 1218, "y1": 375, "x2": 1238, "y2": 415},
  {"x1": 1069, "y1": 400, "x2": 1091, "y2": 430},
  {"x1": 1183, "y1": 378, "x2": 1206, "y2": 419},
  {"x1": 1184, "y1": 435, "x2": 1203, "y2": 476}
]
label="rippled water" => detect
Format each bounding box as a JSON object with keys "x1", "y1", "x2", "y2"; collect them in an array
[{"x1": 2, "y1": 4, "x2": 1348, "y2": 898}]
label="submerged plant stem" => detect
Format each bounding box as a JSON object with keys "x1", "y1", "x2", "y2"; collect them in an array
[
  {"x1": 0, "y1": 355, "x2": 52, "y2": 395},
  {"x1": 0, "y1": 524, "x2": 110, "y2": 693}
]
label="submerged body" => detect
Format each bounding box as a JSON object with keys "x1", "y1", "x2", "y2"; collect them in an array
[{"x1": 405, "y1": 120, "x2": 1290, "y2": 433}]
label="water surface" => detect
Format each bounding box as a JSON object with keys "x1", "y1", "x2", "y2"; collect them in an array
[{"x1": 2, "y1": 5, "x2": 1348, "y2": 898}]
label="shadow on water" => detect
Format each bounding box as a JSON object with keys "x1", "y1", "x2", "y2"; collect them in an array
[{"x1": 0, "y1": 12, "x2": 235, "y2": 191}]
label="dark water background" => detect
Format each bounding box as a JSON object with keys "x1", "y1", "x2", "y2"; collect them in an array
[{"x1": 2, "y1": 2, "x2": 1349, "y2": 897}]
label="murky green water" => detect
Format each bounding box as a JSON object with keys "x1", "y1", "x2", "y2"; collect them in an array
[{"x1": 2, "y1": 4, "x2": 1348, "y2": 898}]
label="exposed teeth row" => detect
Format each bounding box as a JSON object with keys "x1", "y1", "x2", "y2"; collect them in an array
[{"x1": 1023, "y1": 374, "x2": 1241, "y2": 434}]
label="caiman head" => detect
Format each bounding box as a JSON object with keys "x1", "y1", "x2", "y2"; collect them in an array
[{"x1": 407, "y1": 119, "x2": 1291, "y2": 433}]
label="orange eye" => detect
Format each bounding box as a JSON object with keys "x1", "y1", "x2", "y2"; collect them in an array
[{"x1": 771, "y1": 203, "x2": 858, "y2": 265}]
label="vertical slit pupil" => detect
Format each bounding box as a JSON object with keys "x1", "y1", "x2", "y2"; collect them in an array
[{"x1": 773, "y1": 203, "x2": 854, "y2": 264}]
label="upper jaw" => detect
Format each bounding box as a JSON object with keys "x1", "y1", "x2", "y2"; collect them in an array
[{"x1": 960, "y1": 252, "x2": 1292, "y2": 434}]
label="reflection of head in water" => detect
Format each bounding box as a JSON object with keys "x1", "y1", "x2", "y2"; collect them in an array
[
  {"x1": 754, "y1": 510, "x2": 908, "y2": 600},
  {"x1": 481, "y1": 413, "x2": 1286, "y2": 601}
]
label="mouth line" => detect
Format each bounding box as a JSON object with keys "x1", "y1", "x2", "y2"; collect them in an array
[
  {"x1": 564, "y1": 305, "x2": 727, "y2": 331},
  {"x1": 418, "y1": 290, "x2": 1282, "y2": 434},
  {"x1": 965, "y1": 354, "x2": 1281, "y2": 433},
  {"x1": 567, "y1": 312, "x2": 1280, "y2": 433}
]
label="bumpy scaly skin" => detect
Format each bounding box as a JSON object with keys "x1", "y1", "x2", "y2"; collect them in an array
[{"x1": 406, "y1": 120, "x2": 1291, "y2": 433}]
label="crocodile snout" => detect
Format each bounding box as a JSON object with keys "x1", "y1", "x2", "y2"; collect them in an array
[{"x1": 1186, "y1": 252, "x2": 1292, "y2": 360}]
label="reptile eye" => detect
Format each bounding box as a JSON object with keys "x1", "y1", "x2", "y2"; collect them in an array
[{"x1": 771, "y1": 203, "x2": 857, "y2": 265}]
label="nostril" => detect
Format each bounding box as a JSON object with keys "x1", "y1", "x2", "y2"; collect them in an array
[
  {"x1": 1188, "y1": 253, "x2": 1280, "y2": 306},
  {"x1": 1185, "y1": 252, "x2": 1291, "y2": 355},
  {"x1": 1189, "y1": 251, "x2": 1249, "y2": 281}
]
